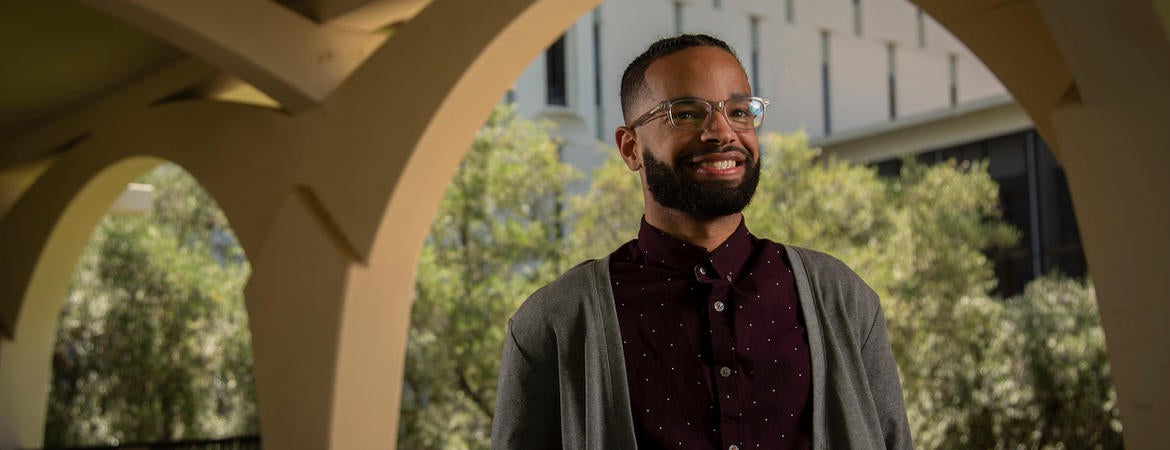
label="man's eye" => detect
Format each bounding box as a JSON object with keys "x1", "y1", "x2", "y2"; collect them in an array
[
  {"x1": 728, "y1": 108, "x2": 751, "y2": 118},
  {"x1": 673, "y1": 111, "x2": 701, "y2": 120}
]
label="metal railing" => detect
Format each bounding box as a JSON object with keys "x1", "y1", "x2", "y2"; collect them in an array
[{"x1": 30, "y1": 435, "x2": 260, "y2": 450}]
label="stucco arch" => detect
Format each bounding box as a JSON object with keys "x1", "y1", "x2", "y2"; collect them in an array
[
  {"x1": 0, "y1": 155, "x2": 162, "y2": 446},
  {"x1": 0, "y1": 98, "x2": 299, "y2": 447},
  {"x1": 914, "y1": 1, "x2": 1170, "y2": 447},
  {"x1": 0, "y1": 0, "x2": 602, "y2": 447}
]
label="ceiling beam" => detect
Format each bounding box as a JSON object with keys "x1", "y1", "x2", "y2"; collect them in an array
[
  {"x1": 79, "y1": 0, "x2": 387, "y2": 113},
  {"x1": 0, "y1": 58, "x2": 216, "y2": 169}
]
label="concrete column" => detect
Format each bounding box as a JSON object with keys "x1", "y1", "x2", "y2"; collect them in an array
[
  {"x1": 1035, "y1": 1, "x2": 1170, "y2": 447},
  {"x1": 916, "y1": 0, "x2": 1170, "y2": 447},
  {"x1": 0, "y1": 154, "x2": 162, "y2": 449}
]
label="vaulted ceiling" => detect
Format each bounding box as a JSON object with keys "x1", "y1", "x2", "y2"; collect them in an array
[{"x1": 0, "y1": 0, "x2": 427, "y2": 169}]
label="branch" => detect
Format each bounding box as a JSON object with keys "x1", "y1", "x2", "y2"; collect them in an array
[{"x1": 454, "y1": 366, "x2": 494, "y2": 420}]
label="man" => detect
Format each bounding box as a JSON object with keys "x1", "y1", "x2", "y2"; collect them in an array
[{"x1": 492, "y1": 34, "x2": 912, "y2": 450}]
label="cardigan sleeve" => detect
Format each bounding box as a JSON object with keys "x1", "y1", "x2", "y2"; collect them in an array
[
  {"x1": 859, "y1": 296, "x2": 914, "y2": 450},
  {"x1": 491, "y1": 317, "x2": 563, "y2": 450},
  {"x1": 790, "y1": 246, "x2": 913, "y2": 449}
]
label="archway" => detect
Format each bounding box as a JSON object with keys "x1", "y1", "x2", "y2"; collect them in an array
[{"x1": 45, "y1": 162, "x2": 258, "y2": 445}]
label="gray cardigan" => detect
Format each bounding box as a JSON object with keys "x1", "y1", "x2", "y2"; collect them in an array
[{"x1": 492, "y1": 246, "x2": 912, "y2": 449}]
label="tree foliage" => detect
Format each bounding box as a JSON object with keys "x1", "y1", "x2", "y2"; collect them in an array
[
  {"x1": 399, "y1": 105, "x2": 579, "y2": 450},
  {"x1": 47, "y1": 164, "x2": 256, "y2": 446}
]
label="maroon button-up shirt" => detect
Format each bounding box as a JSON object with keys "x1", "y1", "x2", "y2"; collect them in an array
[{"x1": 609, "y1": 219, "x2": 812, "y2": 450}]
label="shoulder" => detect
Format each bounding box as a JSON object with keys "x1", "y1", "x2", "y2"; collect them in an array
[
  {"x1": 509, "y1": 258, "x2": 605, "y2": 334},
  {"x1": 784, "y1": 245, "x2": 871, "y2": 291},
  {"x1": 783, "y1": 245, "x2": 863, "y2": 282},
  {"x1": 783, "y1": 245, "x2": 883, "y2": 321}
]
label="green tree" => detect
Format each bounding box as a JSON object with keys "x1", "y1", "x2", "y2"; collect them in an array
[
  {"x1": 46, "y1": 163, "x2": 256, "y2": 446},
  {"x1": 400, "y1": 105, "x2": 579, "y2": 450},
  {"x1": 565, "y1": 149, "x2": 643, "y2": 263},
  {"x1": 1007, "y1": 276, "x2": 1122, "y2": 449}
]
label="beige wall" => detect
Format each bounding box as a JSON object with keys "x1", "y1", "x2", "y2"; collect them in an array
[
  {"x1": 958, "y1": 50, "x2": 1007, "y2": 103},
  {"x1": 866, "y1": 0, "x2": 918, "y2": 45},
  {"x1": 896, "y1": 46, "x2": 950, "y2": 116},
  {"x1": 830, "y1": 34, "x2": 889, "y2": 131},
  {"x1": 798, "y1": 0, "x2": 852, "y2": 35},
  {"x1": 766, "y1": 24, "x2": 825, "y2": 135},
  {"x1": 599, "y1": 0, "x2": 673, "y2": 129}
]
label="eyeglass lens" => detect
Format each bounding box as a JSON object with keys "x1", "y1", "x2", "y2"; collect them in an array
[{"x1": 668, "y1": 98, "x2": 766, "y2": 130}]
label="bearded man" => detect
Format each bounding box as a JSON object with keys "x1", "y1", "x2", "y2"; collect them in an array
[{"x1": 492, "y1": 34, "x2": 912, "y2": 450}]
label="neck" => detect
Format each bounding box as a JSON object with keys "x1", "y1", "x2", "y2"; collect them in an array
[{"x1": 644, "y1": 202, "x2": 743, "y2": 252}]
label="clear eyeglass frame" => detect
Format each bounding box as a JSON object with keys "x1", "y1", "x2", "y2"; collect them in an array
[{"x1": 627, "y1": 96, "x2": 771, "y2": 131}]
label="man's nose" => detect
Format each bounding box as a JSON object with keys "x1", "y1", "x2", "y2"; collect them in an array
[{"x1": 700, "y1": 110, "x2": 737, "y2": 144}]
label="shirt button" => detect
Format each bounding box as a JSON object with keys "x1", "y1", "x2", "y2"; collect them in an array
[
  {"x1": 713, "y1": 301, "x2": 726, "y2": 312},
  {"x1": 729, "y1": 445, "x2": 740, "y2": 450},
  {"x1": 720, "y1": 366, "x2": 731, "y2": 377},
  {"x1": 697, "y1": 265, "x2": 708, "y2": 276}
]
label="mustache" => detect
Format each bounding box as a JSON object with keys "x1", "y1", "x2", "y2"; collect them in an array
[{"x1": 675, "y1": 146, "x2": 752, "y2": 163}]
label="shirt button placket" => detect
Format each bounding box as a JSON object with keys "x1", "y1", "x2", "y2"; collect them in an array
[{"x1": 709, "y1": 272, "x2": 739, "y2": 450}]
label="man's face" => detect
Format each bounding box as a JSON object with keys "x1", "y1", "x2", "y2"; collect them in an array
[{"x1": 625, "y1": 46, "x2": 762, "y2": 219}]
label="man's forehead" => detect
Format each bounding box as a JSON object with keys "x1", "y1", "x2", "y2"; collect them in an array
[{"x1": 643, "y1": 46, "x2": 750, "y2": 99}]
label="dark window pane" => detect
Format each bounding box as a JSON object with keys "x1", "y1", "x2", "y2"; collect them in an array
[{"x1": 546, "y1": 35, "x2": 567, "y2": 106}]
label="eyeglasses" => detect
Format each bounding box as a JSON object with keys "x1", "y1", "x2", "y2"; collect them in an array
[{"x1": 627, "y1": 96, "x2": 770, "y2": 131}]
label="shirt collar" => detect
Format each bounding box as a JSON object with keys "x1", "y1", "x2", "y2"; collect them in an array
[{"x1": 635, "y1": 217, "x2": 756, "y2": 280}]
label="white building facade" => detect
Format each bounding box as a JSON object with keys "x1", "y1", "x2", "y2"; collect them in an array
[{"x1": 508, "y1": 0, "x2": 1007, "y2": 168}]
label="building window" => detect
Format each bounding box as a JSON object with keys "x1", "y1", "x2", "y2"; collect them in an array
[
  {"x1": 546, "y1": 35, "x2": 567, "y2": 106},
  {"x1": 592, "y1": 9, "x2": 604, "y2": 140},
  {"x1": 821, "y1": 30, "x2": 832, "y2": 135},
  {"x1": 750, "y1": 16, "x2": 761, "y2": 95},
  {"x1": 853, "y1": 0, "x2": 862, "y2": 36},
  {"x1": 785, "y1": 0, "x2": 795, "y2": 24},
  {"x1": 887, "y1": 43, "x2": 896, "y2": 119},
  {"x1": 916, "y1": 8, "x2": 926, "y2": 48},
  {"x1": 674, "y1": 2, "x2": 684, "y2": 34},
  {"x1": 948, "y1": 53, "x2": 958, "y2": 108}
]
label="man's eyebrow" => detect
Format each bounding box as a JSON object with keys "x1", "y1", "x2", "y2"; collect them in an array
[{"x1": 668, "y1": 92, "x2": 754, "y2": 102}]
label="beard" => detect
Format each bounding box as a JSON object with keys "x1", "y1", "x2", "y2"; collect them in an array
[{"x1": 642, "y1": 146, "x2": 761, "y2": 219}]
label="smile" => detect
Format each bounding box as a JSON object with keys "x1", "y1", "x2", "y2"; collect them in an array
[{"x1": 700, "y1": 160, "x2": 738, "y2": 170}]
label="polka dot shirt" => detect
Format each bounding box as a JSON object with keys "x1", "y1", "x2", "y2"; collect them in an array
[{"x1": 610, "y1": 219, "x2": 812, "y2": 450}]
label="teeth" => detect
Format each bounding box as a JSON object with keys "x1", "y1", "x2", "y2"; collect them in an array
[{"x1": 700, "y1": 160, "x2": 736, "y2": 170}]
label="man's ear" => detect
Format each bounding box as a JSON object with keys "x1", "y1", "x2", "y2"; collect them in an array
[{"x1": 615, "y1": 126, "x2": 642, "y2": 171}]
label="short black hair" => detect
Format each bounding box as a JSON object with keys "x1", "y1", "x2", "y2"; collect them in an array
[{"x1": 619, "y1": 34, "x2": 742, "y2": 124}]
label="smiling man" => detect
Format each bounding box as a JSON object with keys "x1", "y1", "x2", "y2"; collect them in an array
[{"x1": 492, "y1": 34, "x2": 912, "y2": 450}]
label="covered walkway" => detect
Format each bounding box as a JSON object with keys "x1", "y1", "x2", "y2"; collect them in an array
[{"x1": 1, "y1": 0, "x2": 1167, "y2": 448}]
